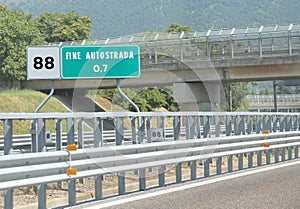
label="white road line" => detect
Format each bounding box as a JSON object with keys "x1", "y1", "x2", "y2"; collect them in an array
[{"x1": 76, "y1": 160, "x2": 300, "y2": 209}]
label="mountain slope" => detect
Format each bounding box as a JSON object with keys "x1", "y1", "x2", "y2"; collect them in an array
[{"x1": 0, "y1": 0, "x2": 299, "y2": 39}]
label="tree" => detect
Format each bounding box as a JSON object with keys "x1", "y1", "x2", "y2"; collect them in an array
[
  {"x1": 164, "y1": 23, "x2": 194, "y2": 33},
  {"x1": 139, "y1": 88, "x2": 167, "y2": 109},
  {"x1": 0, "y1": 5, "x2": 44, "y2": 86},
  {"x1": 223, "y1": 82, "x2": 249, "y2": 111},
  {"x1": 35, "y1": 11, "x2": 92, "y2": 42}
]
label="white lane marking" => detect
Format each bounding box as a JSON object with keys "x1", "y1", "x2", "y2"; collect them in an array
[{"x1": 77, "y1": 160, "x2": 300, "y2": 209}]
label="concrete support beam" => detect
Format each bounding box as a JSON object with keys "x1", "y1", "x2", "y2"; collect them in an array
[{"x1": 173, "y1": 82, "x2": 222, "y2": 111}]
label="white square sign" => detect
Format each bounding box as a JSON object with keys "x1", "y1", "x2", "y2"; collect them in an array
[{"x1": 27, "y1": 46, "x2": 61, "y2": 80}]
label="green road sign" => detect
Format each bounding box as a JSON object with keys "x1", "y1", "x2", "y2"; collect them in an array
[{"x1": 61, "y1": 45, "x2": 140, "y2": 79}]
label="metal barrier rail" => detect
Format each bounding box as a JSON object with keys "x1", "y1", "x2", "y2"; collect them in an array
[
  {"x1": 0, "y1": 112, "x2": 300, "y2": 155},
  {"x1": 1, "y1": 131, "x2": 300, "y2": 208}
]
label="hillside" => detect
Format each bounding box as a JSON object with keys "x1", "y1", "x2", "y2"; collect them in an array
[
  {"x1": 0, "y1": 90, "x2": 69, "y2": 134},
  {"x1": 0, "y1": 0, "x2": 299, "y2": 39}
]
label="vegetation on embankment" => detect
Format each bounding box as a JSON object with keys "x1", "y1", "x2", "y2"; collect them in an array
[{"x1": 0, "y1": 89, "x2": 69, "y2": 135}]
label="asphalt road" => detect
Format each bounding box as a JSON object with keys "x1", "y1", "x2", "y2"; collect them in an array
[{"x1": 74, "y1": 160, "x2": 300, "y2": 209}]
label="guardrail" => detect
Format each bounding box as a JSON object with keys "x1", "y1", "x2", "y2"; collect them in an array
[
  {"x1": 1, "y1": 112, "x2": 299, "y2": 155},
  {"x1": 1, "y1": 130, "x2": 300, "y2": 208}
]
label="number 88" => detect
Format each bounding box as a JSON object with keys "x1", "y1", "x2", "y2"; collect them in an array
[{"x1": 33, "y1": 56, "x2": 54, "y2": 70}]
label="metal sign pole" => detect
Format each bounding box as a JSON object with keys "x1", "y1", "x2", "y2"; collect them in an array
[
  {"x1": 116, "y1": 79, "x2": 144, "y2": 143},
  {"x1": 116, "y1": 79, "x2": 140, "y2": 112},
  {"x1": 35, "y1": 80, "x2": 55, "y2": 113}
]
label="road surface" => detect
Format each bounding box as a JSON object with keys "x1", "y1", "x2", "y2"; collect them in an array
[{"x1": 71, "y1": 160, "x2": 300, "y2": 209}]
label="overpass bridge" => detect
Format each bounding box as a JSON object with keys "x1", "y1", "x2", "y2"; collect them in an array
[
  {"x1": 22, "y1": 23, "x2": 300, "y2": 111},
  {"x1": 247, "y1": 94, "x2": 300, "y2": 111}
]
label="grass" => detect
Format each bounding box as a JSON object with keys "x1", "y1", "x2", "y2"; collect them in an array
[{"x1": 0, "y1": 89, "x2": 69, "y2": 134}]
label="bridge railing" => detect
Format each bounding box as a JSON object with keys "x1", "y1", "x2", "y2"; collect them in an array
[{"x1": 51, "y1": 23, "x2": 300, "y2": 64}]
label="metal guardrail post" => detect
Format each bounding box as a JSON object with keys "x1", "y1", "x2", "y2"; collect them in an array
[
  {"x1": 95, "y1": 175, "x2": 103, "y2": 200},
  {"x1": 190, "y1": 161, "x2": 197, "y2": 180},
  {"x1": 118, "y1": 171, "x2": 125, "y2": 195},
  {"x1": 203, "y1": 116, "x2": 210, "y2": 138},
  {"x1": 294, "y1": 145, "x2": 299, "y2": 159},
  {"x1": 241, "y1": 116, "x2": 246, "y2": 135},
  {"x1": 281, "y1": 148, "x2": 286, "y2": 162},
  {"x1": 159, "y1": 165, "x2": 166, "y2": 187},
  {"x1": 274, "y1": 148, "x2": 279, "y2": 163},
  {"x1": 175, "y1": 162, "x2": 182, "y2": 183},
  {"x1": 248, "y1": 152, "x2": 253, "y2": 168},
  {"x1": 185, "y1": 116, "x2": 191, "y2": 140},
  {"x1": 196, "y1": 116, "x2": 201, "y2": 138},
  {"x1": 139, "y1": 168, "x2": 146, "y2": 191},
  {"x1": 247, "y1": 115, "x2": 252, "y2": 135},
  {"x1": 4, "y1": 119, "x2": 13, "y2": 209},
  {"x1": 56, "y1": 119, "x2": 62, "y2": 151},
  {"x1": 285, "y1": 115, "x2": 292, "y2": 131},
  {"x1": 66, "y1": 117, "x2": 76, "y2": 206},
  {"x1": 279, "y1": 115, "x2": 285, "y2": 132},
  {"x1": 31, "y1": 119, "x2": 37, "y2": 153},
  {"x1": 235, "y1": 115, "x2": 245, "y2": 135},
  {"x1": 293, "y1": 116, "x2": 298, "y2": 131},
  {"x1": 263, "y1": 115, "x2": 271, "y2": 131},
  {"x1": 115, "y1": 117, "x2": 124, "y2": 146},
  {"x1": 227, "y1": 155, "x2": 233, "y2": 172},
  {"x1": 55, "y1": 119, "x2": 63, "y2": 189},
  {"x1": 288, "y1": 146, "x2": 292, "y2": 160},
  {"x1": 67, "y1": 118, "x2": 75, "y2": 145},
  {"x1": 77, "y1": 119, "x2": 83, "y2": 149},
  {"x1": 36, "y1": 118, "x2": 47, "y2": 209},
  {"x1": 204, "y1": 159, "x2": 210, "y2": 177},
  {"x1": 266, "y1": 150, "x2": 271, "y2": 164},
  {"x1": 4, "y1": 119, "x2": 12, "y2": 155},
  {"x1": 68, "y1": 179, "x2": 76, "y2": 206},
  {"x1": 238, "y1": 154, "x2": 243, "y2": 170},
  {"x1": 93, "y1": 117, "x2": 103, "y2": 147},
  {"x1": 190, "y1": 116, "x2": 196, "y2": 139},
  {"x1": 4, "y1": 190, "x2": 13, "y2": 209},
  {"x1": 257, "y1": 151, "x2": 262, "y2": 166},
  {"x1": 173, "y1": 116, "x2": 181, "y2": 141},
  {"x1": 216, "y1": 157, "x2": 222, "y2": 174},
  {"x1": 215, "y1": 116, "x2": 221, "y2": 137},
  {"x1": 37, "y1": 118, "x2": 46, "y2": 152},
  {"x1": 234, "y1": 115, "x2": 240, "y2": 135},
  {"x1": 138, "y1": 117, "x2": 145, "y2": 144},
  {"x1": 146, "y1": 117, "x2": 151, "y2": 143},
  {"x1": 131, "y1": 117, "x2": 137, "y2": 144},
  {"x1": 256, "y1": 115, "x2": 261, "y2": 134},
  {"x1": 272, "y1": 116, "x2": 278, "y2": 133},
  {"x1": 226, "y1": 115, "x2": 232, "y2": 136},
  {"x1": 38, "y1": 184, "x2": 47, "y2": 209}
]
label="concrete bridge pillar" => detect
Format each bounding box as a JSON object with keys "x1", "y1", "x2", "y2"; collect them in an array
[{"x1": 173, "y1": 82, "x2": 222, "y2": 111}]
